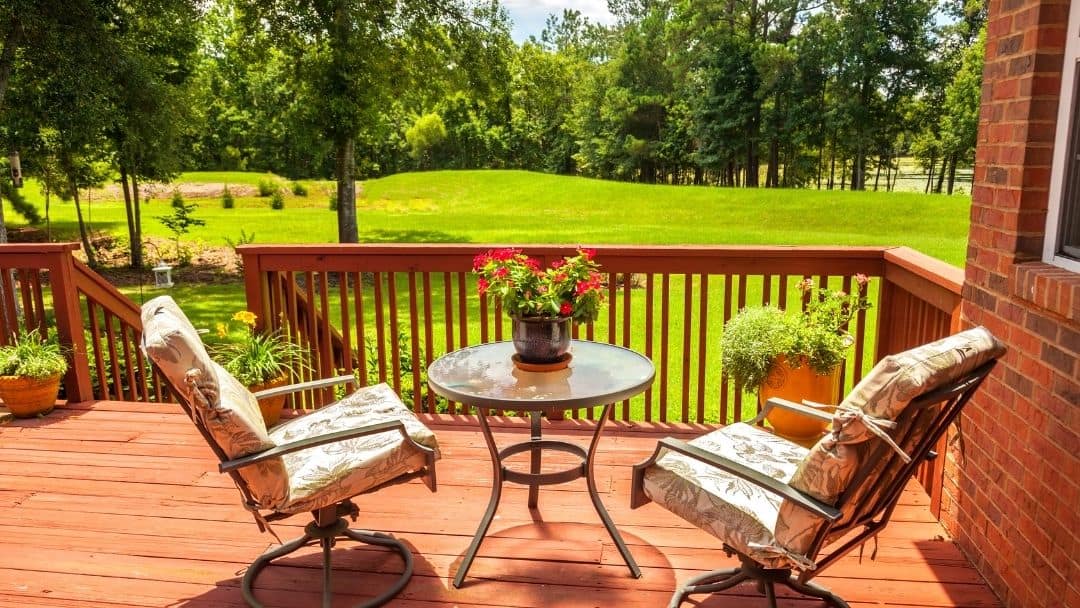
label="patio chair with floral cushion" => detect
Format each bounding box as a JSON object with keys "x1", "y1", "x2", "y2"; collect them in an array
[
  {"x1": 140, "y1": 295, "x2": 439, "y2": 608},
  {"x1": 631, "y1": 327, "x2": 1004, "y2": 608}
]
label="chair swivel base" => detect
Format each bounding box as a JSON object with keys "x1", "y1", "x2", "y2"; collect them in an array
[
  {"x1": 669, "y1": 552, "x2": 849, "y2": 608},
  {"x1": 242, "y1": 516, "x2": 414, "y2": 608}
]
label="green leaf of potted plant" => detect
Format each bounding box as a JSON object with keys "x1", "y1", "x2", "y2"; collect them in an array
[
  {"x1": 720, "y1": 275, "x2": 871, "y2": 443},
  {"x1": 0, "y1": 329, "x2": 69, "y2": 418},
  {"x1": 472, "y1": 247, "x2": 604, "y2": 365},
  {"x1": 210, "y1": 311, "x2": 310, "y2": 427}
]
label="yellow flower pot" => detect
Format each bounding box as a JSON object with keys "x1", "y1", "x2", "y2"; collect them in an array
[{"x1": 759, "y1": 355, "x2": 841, "y2": 446}]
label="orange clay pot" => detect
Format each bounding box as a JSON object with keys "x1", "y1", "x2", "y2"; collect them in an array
[
  {"x1": 0, "y1": 373, "x2": 63, "y2": 418},
  {"x1": 759, "y1": 355, "x2": 842, "y2": 446},
  {"x1": 249, "y1": 375, "x2": 289, "y2": 427}
]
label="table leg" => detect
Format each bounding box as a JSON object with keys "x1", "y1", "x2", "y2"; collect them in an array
[
  {"x1": 453, "y1": 407, "x2": 504, "y2": 589},
  {"x1": 528, "y1": 410, "x2": 542, "y2": 509},
  {"x1": 586, "y1": 403, "x2": 642, "y2": 578}
]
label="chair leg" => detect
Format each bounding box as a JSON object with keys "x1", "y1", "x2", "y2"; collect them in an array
[
  {"x1": 242, "y1": 517, "x2": 414, "y2": 608},
  {"x1": 781, "y1": 574, "x2": 850, "y2": 608},
  {"x1": 670, "y1": 552, "x2": 849, "y2": 608}
]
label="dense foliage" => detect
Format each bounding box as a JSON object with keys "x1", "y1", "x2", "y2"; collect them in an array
[{"x1": 0, "y1": 0, "x2": 986, "y2": 253}]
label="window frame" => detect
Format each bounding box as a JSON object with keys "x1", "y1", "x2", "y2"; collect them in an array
[{"x1": 1044, "y1": 3, "x2": 1080, "y2": 273}]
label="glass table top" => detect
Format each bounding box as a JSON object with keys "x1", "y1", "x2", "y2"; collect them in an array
[{"x1": 427, "y1": 340, "x2": 655, "y2": 410}]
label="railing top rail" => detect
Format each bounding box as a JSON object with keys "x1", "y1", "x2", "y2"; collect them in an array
[
  {"x1": 0, "y1": 242, "x2": 81, "y2": 254},
  {"x1": 883, "y1": 247, "x2": 963, "y2": 294},
  {"x1": 238, "y1": 244, "x2": 894, "y2": 275},
  {"x1": 239, "y1": 243, "x2": 894, "y2": 258}
]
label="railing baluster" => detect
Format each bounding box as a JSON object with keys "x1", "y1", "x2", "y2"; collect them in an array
[
  {"x1": 621, "y1": 272, "x2": 632, "y2": 420},
  {"x1": 720, "y1": 274, "x2": 734, "y2": 424},
  {"x1": 422, "y1": 272, "x2": 435, "y2": 412},
  {"x1": 681, "y1": 273, "x2": 693, "y2": 423},
  {"x1": 104, "y1": 312, "x2": 123, "y2": 401},
  {"x1": 696, "y1": 274, "x2": 709, "y2": 424},
  {"x1": 408, "y1": 272, "x2": 422, "y2": 413},
  {"x1": 644, "y1": 273, "x2": 655, "y2": 422},
  {"x1": 352, "y1": 271, "x2": 367, "y2": 388},
  {"x1": 374, "y1": 272, "x2": 388, "y2": 384},
  {"x1": 659, "y1": 273, "x2": 670, "y2": 423},
  {"x1": 86, "y1": 301, "x2": 109, "y2": 400},
  {"x1": 388, "y1": 271, "x2": 402, "y2": 396}
]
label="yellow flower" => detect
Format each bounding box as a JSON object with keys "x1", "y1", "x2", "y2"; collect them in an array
[
  {"x1": 232, "y1": 311, "x2": 257, "y2": 327},
  {"x1": 215, "y1": 322, "x2": 228, "y2": 338}
]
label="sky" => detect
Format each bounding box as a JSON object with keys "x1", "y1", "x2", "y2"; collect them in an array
[{"x1": 501, "y1": 0, "x2": 615, "y2": 43}]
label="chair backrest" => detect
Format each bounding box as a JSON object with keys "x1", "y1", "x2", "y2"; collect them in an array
[
  {"x1": 773, "y1": 327, "x2": 1005, "y2": 568},
  {"x1": 141, "y1": 296, "x2": 289, "y2": 509}
]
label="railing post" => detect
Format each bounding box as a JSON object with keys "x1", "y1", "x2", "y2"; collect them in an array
[
  {"x1": 240, "y1": 246, "x2": 270, "y2": 333},
  {"x1": 47, "y1": 248, "x2": 94, "y2": 402}
]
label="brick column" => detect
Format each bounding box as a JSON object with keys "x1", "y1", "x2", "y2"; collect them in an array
[{"x1": 959, "y1": 1, "x2": 1079, "y2": 607}]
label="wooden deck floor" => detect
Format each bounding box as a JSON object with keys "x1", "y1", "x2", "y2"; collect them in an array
[{"x1": 0, "y1": 401, "x2": 1001, "y2": 608}]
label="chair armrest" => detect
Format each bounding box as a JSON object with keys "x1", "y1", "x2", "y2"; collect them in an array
[
  {"x1": 219, "y1": 420, "x2": 415, "y2": 473},
  {"x1": 648, "y1": 437, "x2": 841, "y2": 522},
  {"x1": 252, "y1": 374, "x2": 356, "y2": 400},
  {"x1": 751, "y1": 397, "x2": 835, "y2": 425}
]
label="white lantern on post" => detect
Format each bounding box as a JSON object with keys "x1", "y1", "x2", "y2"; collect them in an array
[
  {"x1": 152, "y1": 263, "x2": 174, "y2": 288},
  {"x1": 8, "y1": 151, "x2": 22, "y2": 188}
]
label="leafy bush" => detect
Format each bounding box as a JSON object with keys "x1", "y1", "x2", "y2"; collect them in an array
[
  {"x1": 290, "y1": 182, "x2": 308, "y2": 196},
  {"x1": 364, "y1": 332, "x2": 445, "y2": 412},
  {"x1": 170, "y1": 190, "x2": 185, "y2": 208},
  {"x1": 222, "y1": 186, "x2": 235, "y2": 209},
  {"x1": 0, "y1": 329, "x2": 67, "y2": 379},
  {"x1": 270, "y1": 190, "x2": 285, "y2": 210},
  {"x1": 159, "y1": 199, "x2": 206, "y2": 265},
  {"x1": 257, "y1": 179, "x2": 275, "y2": 197}
]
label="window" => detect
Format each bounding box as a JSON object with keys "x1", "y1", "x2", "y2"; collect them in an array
[{"x1": 1045, "y1": 5, "x2": 1080, "y2": 272}]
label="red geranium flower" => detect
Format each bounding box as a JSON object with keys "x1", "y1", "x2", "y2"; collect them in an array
[{"x1": 560, "y1": 301, "x2": 573, "y2": 316}]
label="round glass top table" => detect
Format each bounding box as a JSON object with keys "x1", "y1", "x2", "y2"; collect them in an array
[{"x1": 427, "y1": 340, "x2": 655, "y2": 588}]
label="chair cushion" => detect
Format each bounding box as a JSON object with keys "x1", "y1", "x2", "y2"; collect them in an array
[
  {"x1": 642, "y1": 422, "x2": 809, "y2": 569},
  {"x1": 270, "y1": 383, "x2": 440, "y2": 514},
  {"x1": 774, "y1": 326, "x2": 1005, "y2": 560},
  {"x1": 141, "y1": 296, "x2": 288, "y2": 508}
]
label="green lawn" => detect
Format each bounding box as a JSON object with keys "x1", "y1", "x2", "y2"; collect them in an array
[
  {"x1": 17, "y1": 169, "x2": 970, "y2": 422},
  {"x1": 10, "y1": 169, "x2": 971, "y2": 265}
]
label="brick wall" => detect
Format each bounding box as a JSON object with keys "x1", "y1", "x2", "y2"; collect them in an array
[{"x1": 956, "y1": 1, "x2": 1079, "y2": 607}]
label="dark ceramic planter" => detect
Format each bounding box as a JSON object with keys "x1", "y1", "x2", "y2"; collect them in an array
[{"x1": 510, "y1": 315, "x2": 572, "y2": 363}]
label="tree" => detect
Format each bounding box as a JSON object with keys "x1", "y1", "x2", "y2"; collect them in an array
[
  {"x1": 159, "y1": 194, "x2": 205, "y2": 264},
  {"x1": 239, "y1": 0, "x2": 472, "y2": 243}
]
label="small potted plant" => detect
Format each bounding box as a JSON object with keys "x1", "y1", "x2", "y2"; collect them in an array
[
  {"x1": 720, "y1": 275, "x2": 871, "y2": 442},
  {"x1": 211, "y1": 311, "x2": 309, "y2": 426},
  {"x1": 473, "y1": 248, "x2": 604, "y2": 365},
  {"x1": 0, "y1": 329, "x2": 69, "y2": 418}
]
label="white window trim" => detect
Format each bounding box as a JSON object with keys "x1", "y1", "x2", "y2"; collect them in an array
[{"x1": 1044, "y1": 3, "x2": 1080, "y2": 273}]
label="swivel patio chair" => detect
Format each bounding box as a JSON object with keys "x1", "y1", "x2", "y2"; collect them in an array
[
  {"x1": 140, "y1": 295, "x2": 439, "y2": 608},
  {"x1": 631, "y1": 326, "x2": 1004, "y2": 608}
]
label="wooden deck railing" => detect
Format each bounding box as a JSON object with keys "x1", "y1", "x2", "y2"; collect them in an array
[{"x1": 0, "y1": 243, "x2": 962, "y2": 514}]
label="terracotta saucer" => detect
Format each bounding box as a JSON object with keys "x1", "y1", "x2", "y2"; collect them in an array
[{"x1": 511, "y1": 352, "x2": 573, "y2": 372}]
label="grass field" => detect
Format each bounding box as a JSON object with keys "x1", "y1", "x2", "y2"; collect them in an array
[
  {"x1": 12, "y1": 169, "x2": 971, "y2": 265},
  {"x1": 11, "y1": 169, "x2": 971, "y2": 422}
]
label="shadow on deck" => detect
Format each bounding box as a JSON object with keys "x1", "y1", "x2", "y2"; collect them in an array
[{"x1": 0, "y1": 401, "x2": 1000, "y2": 607}]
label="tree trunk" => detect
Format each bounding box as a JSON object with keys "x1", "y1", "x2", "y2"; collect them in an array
[
  {"x1": 873, "y1": 156, "x2": 882, "y2": 191},
  {"x1": 131, "y1": 173, "x2": 143, "y2": 267},
  {"x1": 947, "y1": 153, "x2": 958, "y2": 195},
  {"x1": 817, "y1": 144, "x2": 824, "y2": 189},
  {"x1": 935, "y1": 155, "x2": 947, "y2": 193},
  {"x1": 71, "y1": 180, "x2": 96, "y2": 267},
  {"x1": 828, "y1": 138, "x2": 836, "y2": 190},
  {"x1": 746, "y1": 105, "x2": 760, "y2": 187},
  {"x1": 766, "y1": 137, "x2": 780, "y2": 187},
  {"x1": 120, "y1": 167, "x2": 141, "y2": 268},
  {"x1": 925, "y1": 150, "x2": 936, "y2": 193},
  {"x1": 0, "y1": 22, "x2": 21, "y2": 113},
  {"x1": 335, "y1": 137, "x2": 358, "y2": 243},
  {"x1": 884, "y1": 152, "x2": 893, "y2": 192},
  {"x1": 840, "y1": 159, "x2": 847, "y2": 191}
]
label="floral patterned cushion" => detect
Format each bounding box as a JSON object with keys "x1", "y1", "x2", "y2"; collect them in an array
[
  {"x1": 773, "y1": 327, "x2": 1005, "y2": 561},
  {"x1": 141, "y1": 296, "x2": 287, "y2": 507},
  {"x1": 642, "y1": 422, "x2": 811, "y2": 569},
  {"x1": 270, "y1": 383, "x2": 441, "y2": 514}
]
